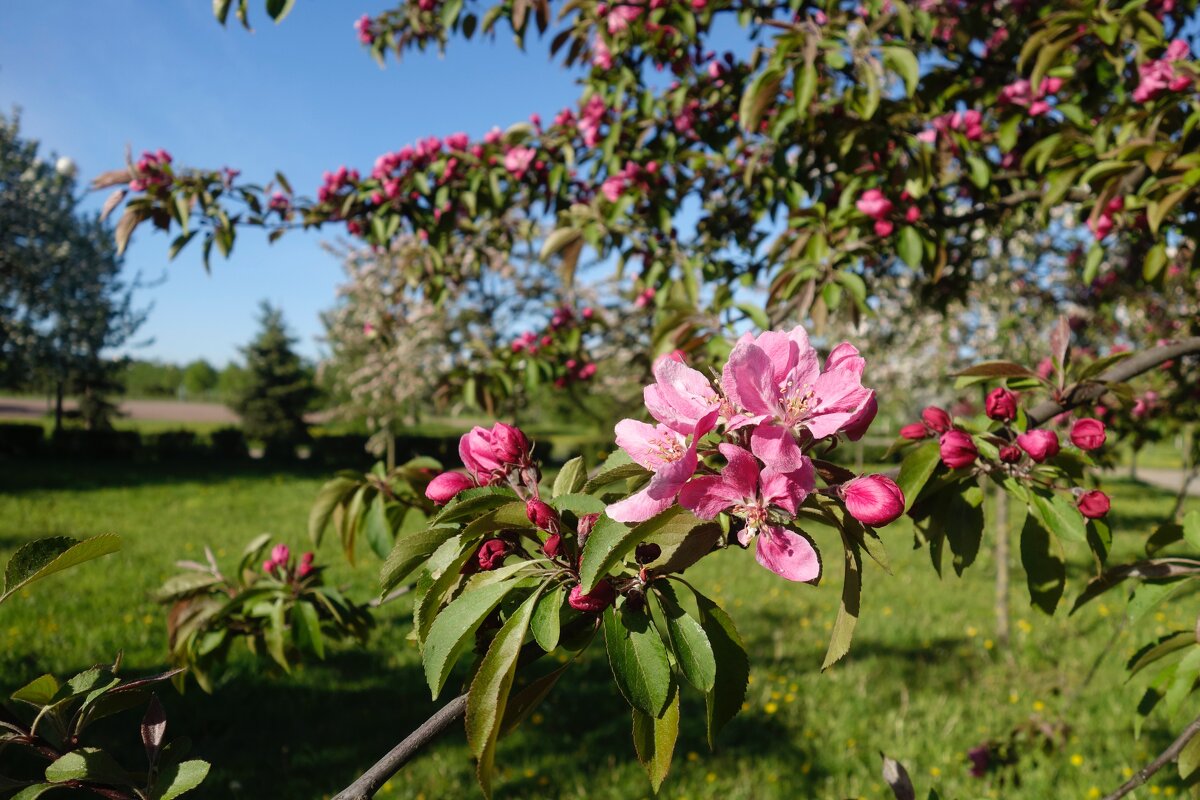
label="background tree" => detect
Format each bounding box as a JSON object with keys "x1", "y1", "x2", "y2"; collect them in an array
[
  {"x1": 181, "y1": 358, "x2": 219, "y2": 398},
  {"x1": 231, "y1": 302, "x2": 316, "y2": 455},
  {"x1": 1, "y1": 111, "x2": 147, "y2": 431}
]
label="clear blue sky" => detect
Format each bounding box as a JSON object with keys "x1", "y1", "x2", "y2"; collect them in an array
[{"x1": 1, "y1": 1, "x2": 583, "y2": 365}]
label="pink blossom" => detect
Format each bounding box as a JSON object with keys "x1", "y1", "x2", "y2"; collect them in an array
[
  {"x1": 939, "y1": 430, "x2": 978, "y2": 469},
  {"x1": 271, "y1": 544, "x2": 290, "y2": 565},
  {"x1": 874, "y1": 219, "x2": 895, "y2": 237},
  {"x1": 426, "y1": 471, "x2": 474, "y2": 504},
  {"x1": 578, "y1": 96, "x2": 607, "y2": 147},
  {"x1": 458, "y1": 422, "x2": 528, "y2": 484},
  {"x1": 1016, "y1": 429, "x2": 1060, "y2": 463},
  {"x1": 856, "y1": 188, "x2": 894, "y2": 220},
  {"x1": 900, "y1": 422, "x2": 929, "y2": 440},
  {"x1": 679, "y1": 444, "x2": 819, "y2": 582},
  {"x1": 297, "y1": 552, "x2": 315, "y2": 578},
  {"x1": 354, "y1": 14, "x2": 374, "y2": 45},
  {"x1": 601, "y1": 175, "x2": 625, "y2": 202},
  {"x1": 592, "y1": 37, "x2": 613, "y2": 69},
  {"x1": 922, "y1": 406, "x2": 953, "y2": 433},
  {"x1": 477, "y1": 539, "x2": 508, "y2": 571},
  {"x1": 999, "y1": 444, "x2": 1022, "y2": 463},
  {"x1": 841, "y1": 474, "x2": 905, "y2": 527},
  {"x1": 606, "y1": 410, "x2": 718, "y2": 523},
  {"x1": 1077, "y1": 490, "x2": 1110, "y2": 519},
  {"x1": 525, "y1": 498, "x2": 560, "y2": 531},
  {"x1": 1133, "y1": 40, "x2": 1193, "y2": 103},
  {"x1": 985, "y1": 387, "x2": 1018, "y2": 421},
  {"x1": 605, "y1": 4, "x2": 642, "y2": 34},
  {"x1": 722, "y1": 327, "x2": 874, "y2": 471},
  {"x1": 569, "y1": 580, "x2": 616, "y2": 612},
  {"x1": 504, "y1": 146, "x2": 536, "y2": 178},
  {"x1": 1070, "y1": 418, "x2": 1106, "y2": 450}
]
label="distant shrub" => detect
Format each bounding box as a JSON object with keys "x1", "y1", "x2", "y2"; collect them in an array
[{"x1": 0, "y1": 422, "x2": 45, "y2": 456}]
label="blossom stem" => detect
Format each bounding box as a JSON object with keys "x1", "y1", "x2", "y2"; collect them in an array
[{"x1": 1100, "y1": 710, "x2": 1200, "y2": 800}]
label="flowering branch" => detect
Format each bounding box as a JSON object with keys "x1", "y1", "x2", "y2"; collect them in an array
[
  {"x1": 1100, "y1": 710, "x2": 1200, "y2": 800},
  {"x1": 1026, "y1": 337, "x2": 1200, "y2": 426}
]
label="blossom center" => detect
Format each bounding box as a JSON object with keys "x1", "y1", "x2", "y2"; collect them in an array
[
  {"x1": 650, "y1": 433, "x2": 685, "y2": 463},
  {"x1": 780, "y1": 381, "x2": 816, "y2": 425}
]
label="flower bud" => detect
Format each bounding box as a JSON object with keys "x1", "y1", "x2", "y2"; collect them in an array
[
  {"x1": 577, "y1": 512, "x2": 600, "y2": 546},
  {"x1": 1070, "y1": 418, "x2": 1106, "y2": 451},
  {"x1": 543, "y1": 533, "x2": 562, "y2": 558},
  {"x1": 271, "y1": 544, "x2": 290, "y2": 565},
  {"x1": 491, "y1": 422, "x2": 530, "y2": 466},
  {"x1": 939, "y1": 430, "x2": 978, "y2": 469},
  {"x1": 984, "y1": 387, "x2": 1019, "y2": 422},
  {"x1": 525, "y1": 498, "x2": 560, "y2": 532},
  {"x1": 1016, "y1": 429, "x2": 1060, "y2": 463},
  {"x1": 262, "y1": 559, "x2": 275, "y2": 574},
  {"x1": 635, "y1": 542, "x2": 662, "y2": 564},
  {"x1": 841, "y1": 474, "x2": 905, "y2": 527},
  {"x1": 900, "y1": 422, "x2": 929, "y2": 440},
  {"x1": 1077, "y1": 490, "x2": 1110, "y2": 519},
  {"x1": 426, "y1": 471, "x2": 474, "y2": 505},
  {"x1": 998, "y1": 445, "x2": 1022, "y2": 464},
  {"x1": 922, "y1": 406, "x2": 953, "y2": 433},
  {"x1": 568, "y1": 580, "x2": 616, "y2": 613},
  {"x1": 476, "y1": 539, "x2": 509, "y2": 571}
]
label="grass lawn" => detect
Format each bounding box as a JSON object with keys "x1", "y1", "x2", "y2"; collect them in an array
[{"x1": 1, "y1": 455, "x2": 1197, "y2": 799}]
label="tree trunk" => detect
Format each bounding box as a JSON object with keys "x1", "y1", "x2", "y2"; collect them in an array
[
  {"x1": 54, "y1": 379, "x2": 64, "y2": 436},
  {"x1": 386, "y1": 429, "x2": 396, "y2": 472},
  {"x1": 994, "y1": 485, "x2": 1010, "y2": 648}
]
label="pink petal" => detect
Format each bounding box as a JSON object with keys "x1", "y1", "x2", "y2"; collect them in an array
[
  {"x1": 607, "y1": 486, "x2": 675, "y2": 523},
  {"x1": 643, "y1": 360, "x2": 718, "y2": 434},
  {"x1": 755, "y1": 526, "x2": 821, "y2": 583},
  {"x1": 717, "y1": 443, "x2": 761, "y2": 500},
  {"x1": 841, "y1": 392, "x2": 878, "y2": 442},
  {"x1": 761, "y1": 460, "x2": 814, "y2": 514},
  {"x1": 824, "y1": 342, "x2": 865, "y2": 378},
  {"x1": 721, "y1": 344, "x2": 778, "y2": 416},
  {"x1": 614, "y1": 419, "x2": 678, "y2": 470},
  {"x1": 749, "y1": 423, "x2": 806, "y2": 472},
  {"x1": 678, "y1": 475, "x2": 745, "y2": 519},
  {"x1": 748, "y1": 330, "x2": 799, "y2": 385}
]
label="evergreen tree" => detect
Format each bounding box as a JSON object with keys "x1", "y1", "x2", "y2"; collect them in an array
[{"x1": 231, "y1": 303, "x2": 315, "y2": 455}]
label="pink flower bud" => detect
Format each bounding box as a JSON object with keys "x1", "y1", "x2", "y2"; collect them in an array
[
  {"x1": 900, "y1": 422, "x2": 929, "y2": 440},
  {"x1": 984, "y1": 387, "x2": 1019, "y2": 421},
  {"x1": 476, "y1": 539, "x2": 509, "y2": 571},
  {"x1": 841, "y1": 475, "x2": 905, "y2": 527},
  {"x1": 491, "y1": 422, "x2": 530, "y2": 466},
  {"x1": 543, "y1": 533, "x2": 562, "y2": 558},
  {"x1": 577, "y1": 513, "x2": 599, "y2": 543},
  {"x1": 1016, "y1": 429, "x2": 1060, "y2": 463},
  {"x1": 263, "y1": 559, "x2": 275, "y2": 574},
  {"x1": 526, "y1": 498, "x2": 560, "y2": 532},
  {"x1": 271, "y1": 544, "x2": 290, "y2": 565},
  {"x1": 939, "y1": 430, "x2": 978, "y2": 469},
  {"x1": 922, "y1": 406, "x2": 953, "y2": 433},
  {"x1": 999, "y1": 445, "x2": 1022, "y2": 464},
  {"x1": 1069, "y1": 418, "x2": 1106, "y2": 451},
  {"x1": 568, "y1": 581, "x2": 616, "y2": 612},
  {"x1": 426, "y1": 471, "x2": 474, "y2": 504},
  {"x1": 1077, "y1": 490, "x2": 1110, "y2": 519}
]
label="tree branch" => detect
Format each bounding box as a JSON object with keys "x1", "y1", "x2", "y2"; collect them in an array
[
  {"x1": 331, "y1": 693, "x2": 468, "y2": 800},
  {"x1": 1101, "y1": 710, "x2": 1200, "y2": 800},
  {"x1": 1026, "y1": 337, "x2": 1200, "y2": 427}
]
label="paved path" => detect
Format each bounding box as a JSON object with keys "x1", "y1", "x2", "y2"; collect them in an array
[
  {"x1": 1116, "y1": 467, "x2": 1200, "y2": 497},
  {"x1": 0, "y1": 396, "x2": 239, "y2": 424}
]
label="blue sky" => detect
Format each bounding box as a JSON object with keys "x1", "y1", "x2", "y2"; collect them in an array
[{"x1": 1, "y1": 1, "x2": 584, "y2": 364}]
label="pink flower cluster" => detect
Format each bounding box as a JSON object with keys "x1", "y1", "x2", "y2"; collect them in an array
[
  {"x1": 317, "y1": 165, "x2": 361, "y2": 205},
  {"x1": 997, "y1": 76, "x2": 1063, "y2": 117},
  {"x1": 610, "y1": 327, "x2": 899, "y2": 583},
  {"x1": 262, "y1": 544, "x2": 316, "y2": 579},
  {"x1": 1089, "y1": 196, "x2": 1124, "y2": 240},
  {"x1": 509, "y1": 305, "x2": 599, "y2": 387},
  {"x1": 425, "y1": 422, "x2": 533, "y2": 504},
  {"x1": 1132, "y1": 40, "x2": 1192, "y2": 103},
  {"x1": 855, "y1": 189, "x2": 919, "y2": 236},
  {"x1": 578, "y1": 95, "x2": 608, "y2": 148},
  {"x1": 599, "y1": 160, "x2": 656, "y2": 202},
  {"x1": 354, "y1": 14, "x2": 374, "y2": 45},
  {"x1": 129, "y1": 150, "x2": 173, "y2": 193},
  {"x1": 917, "y1": 109, "x2": 984, "y2": 144}
]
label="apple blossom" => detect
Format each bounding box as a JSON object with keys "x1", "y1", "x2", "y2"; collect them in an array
[
  {"x1": 939, "y1": 430, "x2": 978, "y2": 469},
  {"x1": 840, "y1": 475, "x2": 905, "y2": 527},
  {"x1": 922, "y1": 406, "x2": 953, "y2": 433},
  {"x1": 568, "y1": 580, "x2": 616, "y2": 612},
  {"x1": 1077, "y1": 490, "x2": 1111, "y2": 519},
  {"x1": 1016, "y1": 429, "x2": 1060, "y2": 463},
  {"x1": 985, "y1": 387, "x2": 1018, "y2": 421},
  {"x1": 476, "y1": 539, "x2": 508, "y2": 571},
  {"x1": 426, "y1": 471, "x2": 474, "y2": 504},
  {"x1": 1069, "y1": 418, "x2": 1106, "y2": 451}
]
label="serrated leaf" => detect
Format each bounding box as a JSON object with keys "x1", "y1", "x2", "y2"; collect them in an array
[
  {"x1": 896, "y1": 441, "x2": 940, "y2": 512},
  {"x1": 693, "y1": 587, "x2": 748, "y2": 749},
  {"x1": 632, "y1": 686, "x2": 680, "y2": 793},
  {"x1": 152, "y1": 760, "x2": 210, "y2": 800},
  {"x1": 1020, "y1": 515, "x2": 1065, "y2": 615},
  {"x1": 1030, "y1": 491, "x2": 1086, "y2": 544},
  {"x1": 1183, "y1": 510, "x2": 1200, "y2": 551},
  {"x1": 553, "y1": 457, "x2": 587, "y2": 497},
  {"x1": 45, "y1": 748, "x2": 130, "y2": 785},
  {"x1": 365, "y1": 494, "x2": 394, "y2": 561},
  {"x1": 12, "y1": 674, "x2": 59, "y2": 705},
  {"x1": 651, "y1": 582, "x2": 716, "y2": 693},
  {"x1": 467, "y1": 587, "x2": 542, "y2": 798},
  {"x1": 379, "y1": 525, "x2": 459, "y2": 597},
  {"x1": 604, "y1": 602, "x2": 672, "y2": 718},
  {"x1": 530, "y1": 585, "x2": 563, "y2": 652},
  {"x1": 1180, "y1": 732, "x2": 1200, "y2": 779},
  {"x1": 432, "y1": 487, "x2": 520, "y2": 525},
  {"x1": 293, "y1": 601, "x2": 325, "y2": 660},
  {"x1": 2, "y1": 534, "x2": 121, "y2": 604},
  {"x1": 823, "y1": 536, "x2": 862, "y2": 670},
  {"x1": 581, "y1": 461, "x2": 649, "y2": 494},
  {"x1": 309, "y1": 477, "x2": 358, "y2": 546}
]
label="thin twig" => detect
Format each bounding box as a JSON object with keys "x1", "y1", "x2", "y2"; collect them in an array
[
  {"x1": 331, "y1": 694, "x2": 468, "y2": 800},
  {"x1": 1100, "y1": 711, "x2": 1200, "y2": 800}
]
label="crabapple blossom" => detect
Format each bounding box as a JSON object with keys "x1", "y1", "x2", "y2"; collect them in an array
[
  {"x1": 939, "y1": 430, "x2": 978, "y2": 469},
  {"x1": 1076, "y1": 490, "x2": 1111, "y2": 519},
  {"x1": 985, "y1": 387, "x2": 1018, "y2": 421},
  {"x1": 840, "y1": 475, "x2": 905, "y2": 527},
  {"x1": 426, "y1": 471, "x2": 474, "y2": 504},
  {"x1": 1069, "y1": 418, "x2": 1106, "y2": 450},
  {"x1": 1016, "y1": 429, "x2": 1060, "y2": 462}
]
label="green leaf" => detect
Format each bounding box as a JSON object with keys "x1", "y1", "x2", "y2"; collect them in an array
[
  {"x1": 896, "y1": 441, "x2": 940, "y2": 512},
  {"x1": 152, "y1": 760, "x2": 210, "y2": 800},
  {"x1": 540, "y1": 227, "x2": 582, "y2": 261},
  {"x1": 2, "y1": 534, "x2": 121, "y2": 604},
  {"x1": 1020, "y1": 515, "x2": 1065, "y2": 615},
  {"x1": 897, "y1": 226, "x2": 922, "y2": 268},
  {"x1": 823, "y1": 536, "x2": 862, "y2": 670},
  {"x1": 1029, "y1": 490, "x2": 1086, "y2": 544},
  {"x1": 264, "y1": 599, "x2": 289, "y2": 671},
  {"x1": 651, "y1": 582, "x2": 716, "y2": 693},
  {"x1": 735, "y1": 302, "x2": 770, "y2": 331},
  {"x1": 1183, "y1": 510, "x2": 1200, "y2": 551},
  {"x1": 293, "y1": 601, "x2": 325, "y2": 660},
  {"x1": 11, "y1": 674, "x2": 59, "y2": 706},
  {"x1": 1181, "y1": 732, "x2": 1200, "y2": 779},
  {"x1": 632, "y1": 686, "x2": 680, "y2": 793},
  {"x1": 553, "y1": 457, "x2": 587, "y2": 497},
  {"x1": 45, "y1": 748, "x2": 130, "y2": 785},
  {"x1": 581, "y1": 507, "x2": 708, "y2": 592},
  {"x1": 423, "y1": 570, "x2": 530, "y2": 698},
  {"x1": 693, "y1": 588, "x2": 748, "y2": 749},
  {"x1": 365, "y1": 494, "x2": 394, "y2": 561},
  {"x1": 432, "y1": 487, "x2": 520, "y2": 525},
  {"x1": 1128, "y1": 630, "x2": 1195, "y2": 677},
  {"x1": 952, "y1": 361, "x2": 1035, "y2": 378},
  {"x1": 499, "y1": 663, "x2": 569, "y2": 738},
  {"x1": 414, "y1": 536, "x2": 474, "y2": 643},
  {"x1": 1143, "y1": 242, "x2": 1168, "y2": 282},
  {"x1": 265, "y1": 0, "x2": 295, "y2": 22},
  {"x1": 379, "y1": 525, "x2": 459, "y2": 597},
  {"x1": 550, "y1": 493, "x2": 605, "y2": 517},
  {"x1": 466, "y1": 587, "x2": 542, "y2": 798},
  {"x1": 581, "y1": 461, "x2": 650, "y2": 494},
  {"x1": 604, "y1": 602, "x2": 673, "y2": 718},
  {"x1": 530, "y1": 585, "x2": 563, "y2": 652},
  {"x1": 1128, "y1": 580, "x2": 1186, "y2": 625},
  {"x1": 213, "y1": 0, "x2": 233, "y2": 24},
  {"x1": 882, "y1": 45, "x2": 919, "y2": 96},
  {"x1": 10, "y1": 786, "x2": 55, "y2": 800},
  {"x1": 739, "y1": 66, "x2": 784, "y2": 133}
]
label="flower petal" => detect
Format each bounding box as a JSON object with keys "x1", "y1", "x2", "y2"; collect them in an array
[
  {"x1": 721, "y1": 343, "x2": 777, "y2": 416},
  {"x1": 761, "y1": 460, "x2": 814, "y2": 515},
  {"x1": 749, "y1": 423, "x2": 806, "y2": 472},
  {"x1": 717, "y1": 443, "x2": 761, "y2": 500},
  {"x1": 614, "y1": 419, "x2": 678, "y2": 470},
  {"x1": 678, "y1": 475, "x2": 744, "y2": 519},
  {"x1": 755, "y1": 527, "x2": 821, "y2": 583}
]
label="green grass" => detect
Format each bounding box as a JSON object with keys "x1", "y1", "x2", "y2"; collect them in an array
[{"x1": 1, "y1": 457, "x2": 1198, "y2": 799}]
